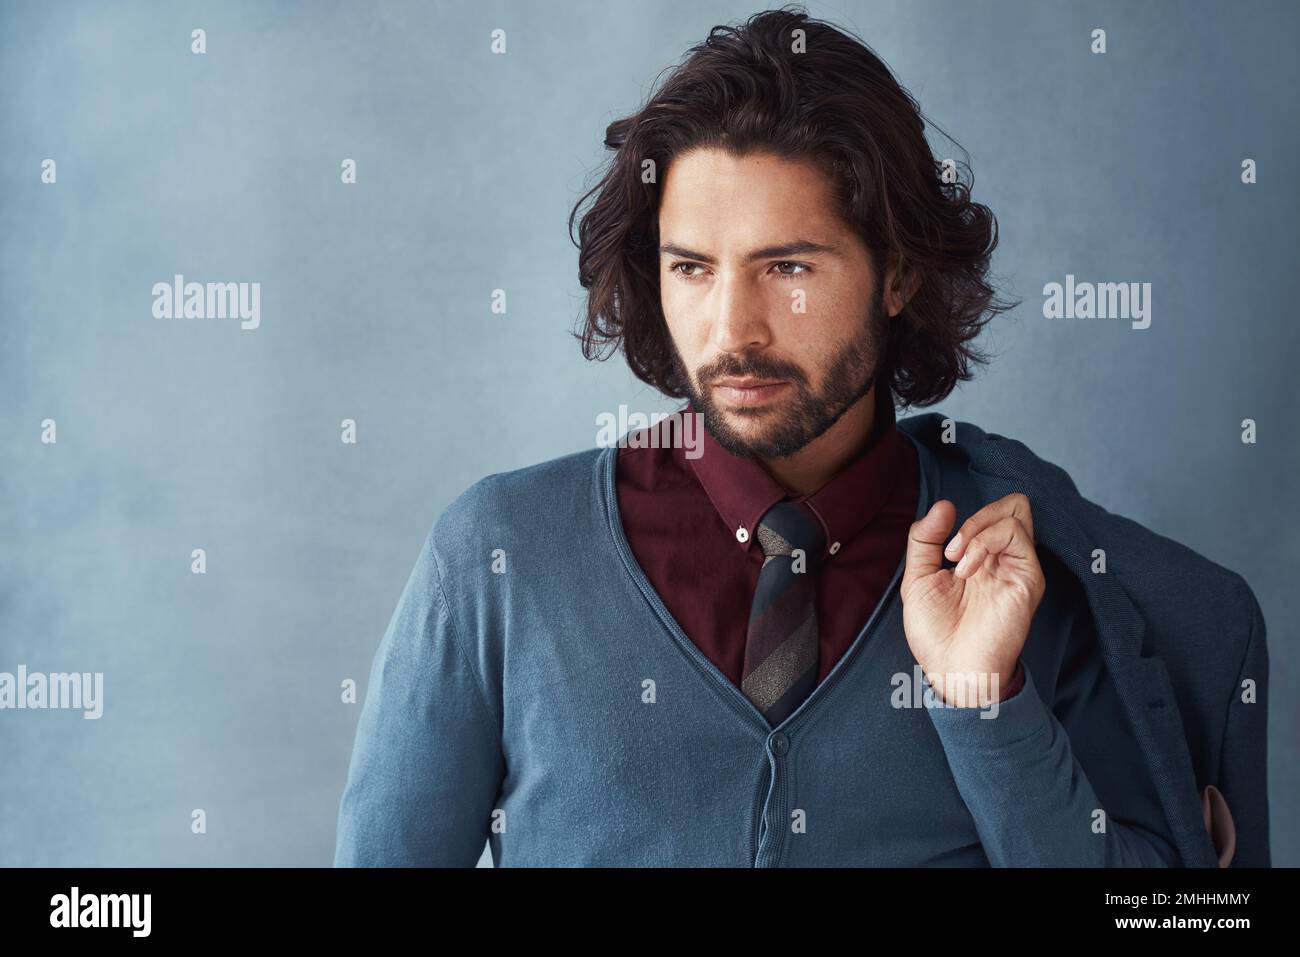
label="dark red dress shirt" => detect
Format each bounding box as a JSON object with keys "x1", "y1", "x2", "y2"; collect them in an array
[{"x1": 614, "y1": 386, "x2": 1024, "y2": 702}]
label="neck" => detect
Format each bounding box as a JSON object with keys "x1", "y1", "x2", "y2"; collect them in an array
[{"x1": 758, "y1": 386, "x2": 880, "y2": 495}]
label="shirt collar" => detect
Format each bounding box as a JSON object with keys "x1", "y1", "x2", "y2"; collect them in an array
[{"x1": 674, "y1": 385, "x2": 905, "y2": 560}]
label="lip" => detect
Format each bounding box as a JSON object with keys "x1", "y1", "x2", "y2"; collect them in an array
[{"x1": 711, "y1": 378, "x2": 789, "y2": 407}]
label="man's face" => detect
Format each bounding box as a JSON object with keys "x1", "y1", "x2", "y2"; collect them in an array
[{"x1": 657, "y1": 147, "x2": 888, "y2": 459}]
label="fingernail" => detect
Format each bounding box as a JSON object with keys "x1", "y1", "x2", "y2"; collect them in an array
[
  {"x1": 955, "y1": 553, "x2": 969, "y2": 575},
  {"x1": 945, "y1": 532, "x2": 961, "y2": 557}
]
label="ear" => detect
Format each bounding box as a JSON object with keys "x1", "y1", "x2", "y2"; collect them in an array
[{"x1": 883, "y1": 251, "x2": 921, "y2": 318}]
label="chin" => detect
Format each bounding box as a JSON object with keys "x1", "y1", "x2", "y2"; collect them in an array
[
  {"x1": 724, "y1": 404, "x2": 781, "y2": 419},
  {"x1": 713, "y1": 414, "x2": 793, "y2": 453}
]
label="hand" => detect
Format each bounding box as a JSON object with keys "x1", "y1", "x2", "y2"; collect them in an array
[{"x1": 900, "y1": 493, "x2": 1045, "y2": 707}]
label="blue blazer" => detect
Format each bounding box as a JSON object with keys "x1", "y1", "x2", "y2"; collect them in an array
[{"x1": 898, "y1": 412, "x2": 1270, "y2": 867}]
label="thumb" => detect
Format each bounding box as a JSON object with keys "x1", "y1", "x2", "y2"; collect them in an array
[{"x1": 902, "y1": 499, "x2": 956, "y2": 596}]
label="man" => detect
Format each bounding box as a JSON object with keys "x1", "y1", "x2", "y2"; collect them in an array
[{"x1": 334, "y1": 8, "x2": 1268, "y2": 867}]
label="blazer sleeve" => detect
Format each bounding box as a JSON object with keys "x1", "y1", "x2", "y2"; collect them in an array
[
  {"x1": 333, "y1": 524, "x2": 505, "y2": 866},
  {"x1": 1217, "y1": 586, "x2": 1270, "y2": 867}
]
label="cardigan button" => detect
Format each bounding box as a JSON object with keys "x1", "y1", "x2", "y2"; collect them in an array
[{"x1": 770, "y1": 732, "x2": 790, "y2": 755}]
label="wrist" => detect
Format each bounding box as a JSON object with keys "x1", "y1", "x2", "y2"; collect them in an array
[{"x1": 919, "y1": 656, "x2": 1022, "y2": 707}]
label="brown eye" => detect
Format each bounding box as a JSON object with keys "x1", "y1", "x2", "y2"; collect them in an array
[{"x1": 772, "y1": 261, "x2": 810, "y2": 277}]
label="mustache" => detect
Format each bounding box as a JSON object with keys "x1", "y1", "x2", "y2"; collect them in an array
[{"x1": 698, "y1": 355, "x2": 807, "y2": 385}]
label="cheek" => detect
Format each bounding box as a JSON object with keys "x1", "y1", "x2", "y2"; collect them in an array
[
  {"x1": 660, "y1": 282, "x2": 708, "y2": 350},
  {"x1": 775, "y1": 282, "x2": 862, "y2": 365},
  {"x1": 776, "y1": 284, "x2": 840, "y2": 342}
]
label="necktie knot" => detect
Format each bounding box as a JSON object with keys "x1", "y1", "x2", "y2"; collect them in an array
[{"x1": 754, "y1": 499, "x2": 827, "y2": 565}]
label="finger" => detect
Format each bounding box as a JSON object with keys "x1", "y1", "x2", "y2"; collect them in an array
[
  {"x1": 944, "y1": 492, "x2": 1034, "y2": 564},
  {"x1": 953, "y1": 514, "x2": 1038, "y2": 580},
  {"x1": 903, "y1": 499, "x2": 956, "y2": 595}
]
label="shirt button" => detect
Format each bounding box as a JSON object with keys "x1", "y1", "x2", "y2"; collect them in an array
[
  {"x1": 770, "y1": 732, "x2": 790, "y2": 755},
  {"x1": 829, "y1": 541, "x2": 841, "y2": 555},
  {"x1": 736, "y1": 526, "x2": 749, "y2": 543}
]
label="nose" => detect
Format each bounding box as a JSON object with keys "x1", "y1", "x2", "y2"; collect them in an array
[{"x1": 710, "y1": 271, "x2": 772, "y2": 355}]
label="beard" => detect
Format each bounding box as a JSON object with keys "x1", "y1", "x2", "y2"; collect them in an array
[{"x1": 673, "y1": 290, "x2": 887, "y2": 459}]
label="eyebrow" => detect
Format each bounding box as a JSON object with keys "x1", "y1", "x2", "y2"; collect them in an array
[{"x1": 657, "y1": 240, "x2": 839, "y2": 265}]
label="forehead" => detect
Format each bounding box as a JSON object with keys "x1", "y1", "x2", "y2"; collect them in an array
[{"x1": 658, "y1": 147, "x2": 845, "y2": 244}]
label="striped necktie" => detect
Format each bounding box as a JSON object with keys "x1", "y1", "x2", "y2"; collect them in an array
[{"x1": 741, "y1": 499, "x2": 827, "y2": 727}]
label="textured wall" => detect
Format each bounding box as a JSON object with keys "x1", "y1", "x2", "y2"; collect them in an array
[{"x1": 1, "y1": 0, "x2": 1295, "y2": 866}]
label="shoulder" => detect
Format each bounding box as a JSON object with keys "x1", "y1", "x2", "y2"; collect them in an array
[
  {"x1": 900, "y1": 411, "x2": 1262, "y2": 636},
  {"x1": 429, "y1": 445, "x2": 605, "y2": 559}
]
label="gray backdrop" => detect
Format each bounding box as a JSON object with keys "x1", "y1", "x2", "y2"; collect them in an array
[{"x1": 1, "y1": 0, "x2": 1295, "y2": 867}]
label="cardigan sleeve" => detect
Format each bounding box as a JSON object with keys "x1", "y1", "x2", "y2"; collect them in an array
[
  {"x1": 923, "y1": 595, "x2": 1182, "y2": 867},
  {"x1": 333, "y1": 525, "x2": 505, "y2": 866}
]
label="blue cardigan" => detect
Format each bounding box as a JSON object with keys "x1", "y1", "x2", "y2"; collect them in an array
[{"x1": 333, "y1": 412, "x2": 1269, "y2": 867}]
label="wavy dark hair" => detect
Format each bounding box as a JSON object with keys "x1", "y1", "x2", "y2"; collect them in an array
[{"x1": 568, "y1": 5, "x2": 1016, "y2": 409}]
